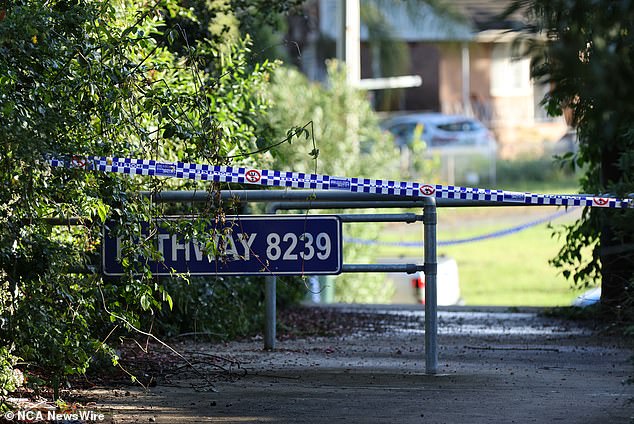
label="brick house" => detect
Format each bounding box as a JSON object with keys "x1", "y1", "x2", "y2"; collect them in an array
[{"x1": 286, "y1": 0, "x2": 568, "y2": 157}]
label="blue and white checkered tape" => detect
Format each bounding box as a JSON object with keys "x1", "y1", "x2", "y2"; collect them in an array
[{"x1": 47, "y1": 155, "x2": 633, "y2": 209}]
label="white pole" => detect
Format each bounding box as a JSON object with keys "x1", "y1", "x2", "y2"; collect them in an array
[
  {"x1": 345, "y1": 0, "x2": 361, "y2": 85},
  {"x1": 461, "y1": 42, "x2": 470, "y2": 116}
]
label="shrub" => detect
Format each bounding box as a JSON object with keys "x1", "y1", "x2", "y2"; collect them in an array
[
  {"x1": 262, "y1": 62, "x2": 436, "y2": 303},
  {"x1": 496, "y1": 157, "x2": 577, "y2": 185},
  {"x1": 0, "y1": 0, "x2": 278, "y2": 390}
]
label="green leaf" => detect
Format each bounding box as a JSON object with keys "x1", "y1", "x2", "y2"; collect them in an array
[
  {"x1": 140, "y1": 294, "x2": 150, "y2": 311},
  {"x1": 97, "y1": 203, "x2": 108, "y2": 223},
  {"x1": 167, "y1": 29, "x2": 177, "y2": 45},
  {"x1": 163, "y1": 125, "x2": 175, "y2": 139},
  {"x1": 165, "y1": 292, "x2": 173, "y2": 310}
]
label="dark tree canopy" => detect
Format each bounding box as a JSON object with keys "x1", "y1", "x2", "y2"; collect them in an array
[
  {"x1": 519, "y1": 0, "x2": 634, "y2": 313},
  {"x1": 0, "y1": 0, "x2": 286, "y2": 391}
]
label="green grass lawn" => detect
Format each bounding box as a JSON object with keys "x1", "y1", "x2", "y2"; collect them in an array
[
  {"x1": 438, "y1": 223, "x2": 586, "y2": 306},
  {"x1": 366, "y1": 194, "x2": 592, "y2": 306},
  {"x1": 442, "y1": 181, "x2": 588, "y2": 306}
]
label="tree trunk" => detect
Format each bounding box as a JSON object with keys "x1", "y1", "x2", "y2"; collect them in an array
[
  {"x1": 600, "y1": 222, "x2": 633, "y2": 306},
  {"x1": 599, "y1": 146, "x2": 634, "y2": 307}
]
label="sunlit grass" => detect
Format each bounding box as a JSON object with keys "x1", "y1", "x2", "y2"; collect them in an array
[
  {"x1": 438, "y1": 224, "x2": 586, "y2": 306},
  {"x1": 365, "y1": 186, "x2": 591, "y2": 306}
]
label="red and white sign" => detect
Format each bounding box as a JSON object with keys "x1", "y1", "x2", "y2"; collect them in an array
[
  {"x1": 71, "y1": 156, "x2": 87, "y2": 168},
  {"x1": 593, "y1": 197, "x2": 609, "y2": 206},
  {"x1": 420, "y1": 184, "x2": 436, "y2": 196},
  {"x1": 245, "y1": 169, "x2": 261, "y2": 183}
]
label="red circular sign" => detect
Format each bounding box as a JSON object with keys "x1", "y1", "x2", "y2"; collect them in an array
[
  {"x1": 420, "y1": 184, "x2": 436, "y2": 196},
  {"x1": 71, "y1": 155, "x2": 87, "y2": 168},
  {"x1": 245, "y1": 169, "x2": 261, "y2": 183},
  {"x1": 593, "y1": 197, "x2": 609, "y2": 206}
]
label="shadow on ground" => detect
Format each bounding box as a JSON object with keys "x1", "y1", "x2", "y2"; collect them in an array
[{"x1": 87, "y1": 305, "x2": 632, "y2": 424}]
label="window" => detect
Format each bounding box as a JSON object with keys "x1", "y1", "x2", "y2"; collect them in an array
[
  {"x1": 437, "y1": 120, "x2": 482, "y2": 132},
  {"x1": 533, "y1": 81, "x2": 556, "y2": 121},
  {"x1": 490, "y1": 43, "x2": 531, "y2": 97}
]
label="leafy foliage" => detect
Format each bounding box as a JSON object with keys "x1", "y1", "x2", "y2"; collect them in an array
[
  {"x1": 265, "y1": 62, "x2": 400, "y2": 179},
  {"x1": 0, "y1": 0, "x2": 279, "y2": 393},
  {"x1": 263, "y1": 62, "x2": 435, "y2": 303},
  {"x1": 496, "y1": 157, "x2": 577, "y2": 185},
  {"x1": 518, "y1": 0, "x2": 634, "y2": 311},
  {"x1": 153, "y1": 275, "x2": 304, "y2": 339},
  {"x1": 0, "y1": 348, "x2": 21, "y2": 397}
]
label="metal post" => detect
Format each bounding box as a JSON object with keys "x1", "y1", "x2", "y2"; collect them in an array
[
  {"x1": 265, "y1": 276, "x2": 276, "y2": 350},
  {"x1": 461, "y1": 41, "x2": 470, "y2": 116},
  {"x1": 423, "y1": 200, "x2": 438, "y2": 374},
  {"x1": 264, "y1": 203, "x2": 279, "y2": 350},
  {"x1": 145, "y1": 190, "x2": 444, "y2": 362}
]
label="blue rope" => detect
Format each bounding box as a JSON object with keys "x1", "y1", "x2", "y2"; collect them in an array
[{"x1": 344, "y1": 208, "x2": 576, "y2": 247}]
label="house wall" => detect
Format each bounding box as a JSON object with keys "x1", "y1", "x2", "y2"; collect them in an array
[
  {"x1": 469, "y1": 43, "x2": 492, "y2": 119},
  {"x1": 438, "y1": 42, "x2": 491, "y2": 121},
  {"x1": 436, "y1": 42, "x2": 567, "y2": 157},
  {"x1": 438, "y1": 42, "x2": 463, "y2": 115},
  {"x1": 360, "y1": 42, "x2": 441, "y2": 112}
]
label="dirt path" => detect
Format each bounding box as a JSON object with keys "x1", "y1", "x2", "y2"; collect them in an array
[{"x1": 82, "y1": 305, "x2": 631, "y2": 423}]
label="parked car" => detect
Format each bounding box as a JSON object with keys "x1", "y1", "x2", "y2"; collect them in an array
[
  {"x1": 383, "y1": 255, "x2": 462, "y2": 305},
  {"x1": 381, "y1": 113, "x2": 497, "y2": 185},
  {"x1": 381, "y1": 113, "x2": 497, "y2": 151}
]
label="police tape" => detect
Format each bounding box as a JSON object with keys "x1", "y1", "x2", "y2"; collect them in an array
[{"x1": 47, "y1": 155, "x2": 633, "y2": 209}]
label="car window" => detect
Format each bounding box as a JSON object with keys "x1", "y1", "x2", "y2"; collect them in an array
[{"x1": 436, "y1": 120, "x2": 481, "y2": 132}]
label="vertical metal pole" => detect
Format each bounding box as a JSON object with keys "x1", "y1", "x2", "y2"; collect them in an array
[
  {"x1": 264, "y1": 203, "x2": 278, "y2": 351},
  {"x1": 336, "y1": 0, "x2": 346, "y2": 63},
  {"x1": 423, "y1": 200, "x2": 438, "y2": 374},
  {"x1": 345, "y1": 0, "x2": 361, "y2": 85},
  {"x1": 265, "y1": 276, "x2": 276, "y2": 350},
  {"x1": 461, "y1": 41, "x2": 470, "y2": 116}
]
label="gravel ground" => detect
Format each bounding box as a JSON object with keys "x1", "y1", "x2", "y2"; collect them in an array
[{"x1": 55, "y1": 305, "x2": 634, "y2": 423}]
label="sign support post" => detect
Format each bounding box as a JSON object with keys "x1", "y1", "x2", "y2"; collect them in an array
[
  {"x1": 265, "y1": 276, "x2": 276, "y2": 350},
  {"x1": 424, "y1": 200, "x2": 438, "y2": 375}
]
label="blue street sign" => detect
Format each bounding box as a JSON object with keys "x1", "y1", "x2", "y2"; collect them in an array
[{"x1": 102, "y1": 215, "x2": 342, "y2": 276}]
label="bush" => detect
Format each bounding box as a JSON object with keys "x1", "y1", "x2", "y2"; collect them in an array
[
  {"x1": 153, "y1": 276, "x2": 304, "y2": 339},
  {"x1": 262, "y1": 62, "x2": 436, "y2": 303},
  {"x1": 0, "y1": 348, "x2": 21, "y2": 397},
  {"x1": 0, "y1": 0, "x2": 279, "y2": 390},
  {"x1": 496, "y1": 157, "x2": 577, "y2": 184}
]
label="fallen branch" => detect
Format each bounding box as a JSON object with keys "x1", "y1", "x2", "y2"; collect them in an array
[
  {"x1": 97, "y1": 284, "x2": 218, "y2": 392},
  {"x1": 175, "y1": 331, "x2": 225, "y2": 339}
]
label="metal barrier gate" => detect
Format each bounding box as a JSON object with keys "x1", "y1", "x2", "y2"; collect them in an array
[
  {"x1": 51, "y1": 188, "x2": 586, "y2": 376},
  {"x1": 45, "y1": 155, "x2": 633, "y2": 377},
  {"x1": 150, "y1": 190, "x2": 439, "y2": 374}
]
